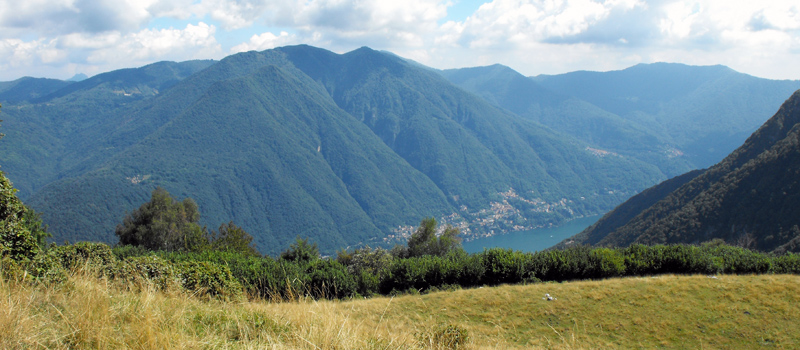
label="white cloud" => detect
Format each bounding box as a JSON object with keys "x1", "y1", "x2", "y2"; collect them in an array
[
  {"x1": 0, "y1": 0, "x2": 163, "y2": 37},
  {"x1": 1, "y1": 0, "x2": 800, "y2": 81},
  {"x1": 231, "y1": 31, "x2": 296, "y2": 53},
  {"x1": 85, "y1": 22, "x2": 222, "y2": 64},
  {"x1": 0, "y1": 23, "x2": 222, "y2": 80}
]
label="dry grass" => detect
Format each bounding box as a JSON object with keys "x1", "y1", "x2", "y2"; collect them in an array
[{"x1": 2, "y1": 271, "x2": 799, "y2": 349}]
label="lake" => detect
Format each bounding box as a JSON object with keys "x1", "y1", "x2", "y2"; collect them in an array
[{"x1": 462, "y1": 215, "x2": 601, "y2": 253}]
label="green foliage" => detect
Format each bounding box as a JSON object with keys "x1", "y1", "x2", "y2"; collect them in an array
[
  {"x1": 178, "y1": 260, "x2": 244, "y2": 301},
  {"x1": 118, "y1": 255, "x2": 180, "y2": 291},
  {"x1": 46, "y1": 242, "x2": 118, "y2": 272},
  {"x1": 339, "y1": 245, "x2": 393, "y2": 276},
  {"x1": 405, "y1": 217, "x2": 463, "y2": 258},
  {"x1": 115, "y1": 188, "x2": 258, "y2": 256},
  {"x1": 480, "y1": 248, "x2": 533, "y2": 285},
  {"x1": 210, "y1": 221, "x2": 259, "y2": 256},
  {"x1": 280, "y1": 236, "x2": 319, "y2": 264},
  {"x1": 578, "y1": 90, "x2": 800, "y2": 253},
  {"x1": 116, "y1": 187, "x2": 208, "y2": 252},
  {"x1": 10, "y1": 235, "x2": 800, "y2": 303},
  {"x1": 0, "y1": 170, "x2": 44, "y2": 261}
]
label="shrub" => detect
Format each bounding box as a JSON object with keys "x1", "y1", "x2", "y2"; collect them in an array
[
  {"x1": 119, "y1": 255, "x2": 181, "y2": 291},
  {"x1": 305, "y1": 259, "x2": 357, "y2": 299},
  {"x1": 280, "y1": 236, "x2": 319, "y2": 264},
  {"x1": 178, "y1": 260, "x2": 244, "y2": 301},
  {"x1": 0, "y1": 172, "x2": 42, "y2": 261},
  {"x1": 480, "y1": 248, "x2": 532, "y2": 285},
  {"x1": 47, "y1": 242, "x2": 118, "y2": 272}
]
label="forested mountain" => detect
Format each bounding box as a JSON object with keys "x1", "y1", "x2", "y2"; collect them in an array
[
  {"x1": 444, "y1": 63, "x2": 800, "y2": 171},
  {"x1": 2, "y1": 45, "x2": 796, "y2": 255},
  {"x1": 533, "y1": 63, "x2": 800, "y2": 168},
  {"x1": 441, "y1": 64, "x2": 692, "y2": 177},
  {"x1": 0, "y1": 45, "x2": 669, "y2": 254},
  {"x1": 0, "y1": 77, "x2": 73, "y2": 103},
  {"x1": 567, "y1": 90, "x2": 800, "y2": 253}
]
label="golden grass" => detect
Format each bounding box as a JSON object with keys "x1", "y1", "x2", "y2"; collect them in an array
[{"x1": 2, "y1": 272, "x2": 799, "y2": 349}]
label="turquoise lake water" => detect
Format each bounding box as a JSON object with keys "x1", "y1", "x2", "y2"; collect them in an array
[{"x1": 462, "y1": 215, "x2": 601, "y2": 253}]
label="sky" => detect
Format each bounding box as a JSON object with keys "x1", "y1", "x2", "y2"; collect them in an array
[{"x1": 1, "y1": 0, "x2": 799, "y2": 81}]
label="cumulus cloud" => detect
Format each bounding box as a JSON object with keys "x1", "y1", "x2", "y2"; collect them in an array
[
  {"x1": 0, "y1": 0, "x2": 159, "y2": 37},
  {"x1": 419, "y1": 0, "x2": 800, "y2": 80},
  {"x1": 84, "y1": 22, "x2": 222, "y2": 63},
  {"x1": 1, "y1": 0, "x2": 799, "y2": 81},
  {"x1": 230, "y1": 31, "x2": 296, "y2": 53},
  {"x1": 0, "y1": 23, "x2": 222, "y2": 80}
]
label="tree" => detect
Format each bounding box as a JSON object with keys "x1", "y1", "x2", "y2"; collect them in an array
[
  {"x1": 406, "y1": 217, "x2": 462, "y2": 257},
  {"x1": 280, "y1": 236, "x2": 319, "y2": 263},
  {"x1": 210, "y1": 221, "x2": 259, "y2": 256},
  {"x1": 0, "y1": 103, "x2": 50, "y2": 260},
  {"x1": 115, "y1": 187, "x2": 209, "y2": 252}
]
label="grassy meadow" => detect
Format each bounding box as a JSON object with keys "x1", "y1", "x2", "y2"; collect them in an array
[{"x1": 2, "y1": 270, "x2": 798, "y2": 349}]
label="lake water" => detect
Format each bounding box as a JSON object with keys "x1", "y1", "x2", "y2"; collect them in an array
[{"x1": 462, "y1": 215, "x2": 602, "y2": 253}]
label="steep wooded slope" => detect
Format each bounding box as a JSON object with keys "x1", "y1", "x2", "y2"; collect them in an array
[
  {"x1": 570, "y1": 90, "x2": 800, "y2": 253},
  {"x1": 2, "y1": 46, "x2": 667, "y2": 254}
]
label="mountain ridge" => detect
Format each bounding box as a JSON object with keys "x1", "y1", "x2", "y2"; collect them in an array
[
  {"x1": 1, "y1": 45, "x2": 798, "y2": 255},
  {"x1": 566, "y1": 89, "x2": 800, "y2": 252}
]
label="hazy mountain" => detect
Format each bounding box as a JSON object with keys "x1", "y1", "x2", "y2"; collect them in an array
[
  {"x1": 566, "y1": 90, "x2": 800, "y2": 253},
  {"x1": 443, "y1": 63, "x2": 800, "y2": 173},
  {"x1": 67, "y1": 73, "x2": 88, "y2": 82},
  {"x1": 533, "y1": 63, "x2": 800, "y2": 168},
  {"x1": 0, "y1": 77, "x2": 73, "y2": 104},
  {"x1": 441, "y1": 64, "x2": 693, "y2": 177},
  {"x1": 0, "y1": 46, "x2": 667, "y2": 254}
]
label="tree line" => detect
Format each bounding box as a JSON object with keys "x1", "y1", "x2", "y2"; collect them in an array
[{"x1": 3, "y1": 182, "x2": 800, "y2": 301}]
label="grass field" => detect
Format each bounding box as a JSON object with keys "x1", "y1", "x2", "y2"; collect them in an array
[{"x1": 2, "y1": 272, "x2": 798, "y2": 349}]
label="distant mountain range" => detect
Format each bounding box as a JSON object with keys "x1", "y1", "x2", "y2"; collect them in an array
[
  {"x1": 1, "y1": 45, "x2": 798, "y2": 254},
  {"x1": 565, "y1": 89, "x2": 800, "y2": 253}
]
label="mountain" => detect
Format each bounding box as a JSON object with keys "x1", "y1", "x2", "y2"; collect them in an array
[
  {"x1": 533, "y1": 63, "x2": 800, "y2": 168},
  {"x1": 443, "y1": 63, "x2": 800, "y2": 172},
  {"x1": 0, "y1": 46, "x2": 666, "y2": 255},
  {"x1": 0, "y1": 77, "x2": 73, "y2": 104},
  {"x1": 441, "y1": 64, "x2": 693, "y2": 177},
  {"x1": 566, "y1": 89, "x2": 800, "y2": 253},
  {"x1": 0, "y1": 60, "x2": 216, "y2": 197},
  {"x1": 67, "y1": 73, "x2": 88, "y2": 82}
]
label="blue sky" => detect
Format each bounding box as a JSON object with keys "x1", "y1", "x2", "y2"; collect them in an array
[{"x1": 1, "y1": 0, "x2": 799, "y2": 81}]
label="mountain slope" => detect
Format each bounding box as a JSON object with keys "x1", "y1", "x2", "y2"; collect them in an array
[
  {"x1": 0, "y1": 60, "x2": 216, "y2": 197},
  {"x1": 441, "y1": 64, "x2": 693, "y2": 176},
  {"x1": 28, "y1": 60, "x2": 453, "y2": 253},
  {"x1": 1, "y1": 46, "x2": 671, "y2": 254},
  {"x1": 279, "y1": 45, "x2": 666, "y2": 224},
  {"x1": 0, "y1": 77, "x2": 73, "y2": 103},
  {"x1": 534, "y1": 63, "x2": 800, "y2": 167},
  {"x1": 569, "y1": 90, "x2": 800, "y2": 252}
]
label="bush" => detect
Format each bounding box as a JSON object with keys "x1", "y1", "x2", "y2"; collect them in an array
[
  {"x1": 47, "y1": 242, "x2": 118, "y2": 272},
  {"x1": 305, "y1": 259, "x2": 358, "y2": 299},
  {"x1": 480, "y1": 248, "x2": 532, "y2": 285},
  {"x1": 117, "y1": 255, "x2": 181, "y2": 291},
  {"x1": 178, "y1": 261, "x2": 244, "y2": 301},
  {"x1": 280, "y1": 236, "x2": 319, "y2": 264},
  {"x1": 771, "y1": 253, "x2": 800, "y2": 274},
  {"x1": 0, "y1": 172, "x2": 41, "y2": 261}
]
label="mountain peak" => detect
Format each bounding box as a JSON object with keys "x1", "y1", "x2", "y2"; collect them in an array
[{"x1": 67, "y1": 73, "x2": 88, "y2": 82}]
